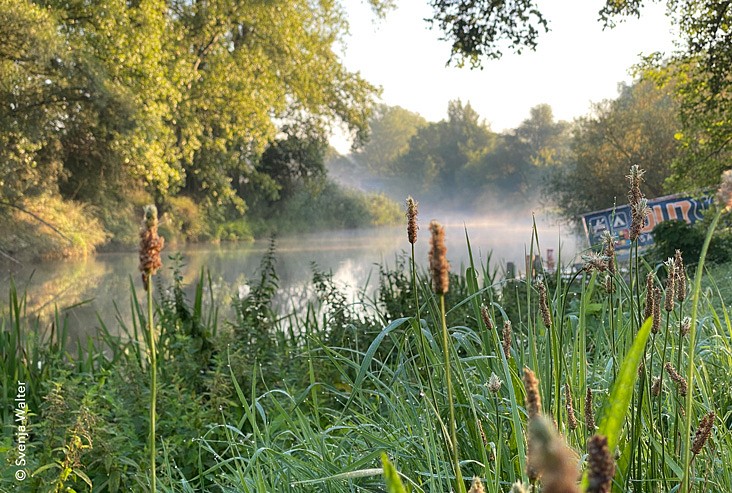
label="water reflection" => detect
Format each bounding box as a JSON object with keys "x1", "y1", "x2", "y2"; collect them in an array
[{"x1": 1, "y1": 221, "x2": 580, "y2": 341}]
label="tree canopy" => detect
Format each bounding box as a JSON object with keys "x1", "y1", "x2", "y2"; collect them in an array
[{"x1": 0, "y1": 0, "x2": 384, "y2": 213}]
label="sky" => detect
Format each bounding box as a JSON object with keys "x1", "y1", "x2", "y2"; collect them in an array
[{"x1": 331, "y1": 0, "x2": 681, "y2": 152}]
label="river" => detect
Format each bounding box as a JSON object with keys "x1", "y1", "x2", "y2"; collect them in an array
[{"x1": 1, "y1": 218, "x2": 581, "y2": 342}]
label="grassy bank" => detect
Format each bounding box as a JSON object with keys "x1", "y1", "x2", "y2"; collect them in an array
[
  {"x1": 1, "y1": 216, "x2": 731, "y2": 492},
  {"x1": 0, "y1": 180, "x2": 401, "y2": 263}
]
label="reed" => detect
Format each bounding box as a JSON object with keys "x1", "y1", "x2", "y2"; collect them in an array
[{"x1": 139, "y1": 204, "x2": 164, "y2": 493}]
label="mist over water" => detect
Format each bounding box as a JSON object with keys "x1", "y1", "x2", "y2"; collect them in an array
[{"x1": 1, "y1": 212, "x2": 582, "y2": 341}]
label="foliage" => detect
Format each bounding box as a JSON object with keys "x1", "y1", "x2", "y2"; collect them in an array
[
  {"x1": 249, "y1": 177, "x2": 402, "y2": 236},
  {"x1": 354, "y1": 104, "x2": 428, "y2": 176},
  {"x1": 545, "y1": 77, "x2": 680, "y2": 221},
  {"x1": 427, "y1": 0, "x2": 549, "y2": 67},
  {"x1": 0, "y1": 0, "x2": 387, "y2": 248},
  {"x1": 651, "y1": 216, "x2": 732, "y2": 266}
]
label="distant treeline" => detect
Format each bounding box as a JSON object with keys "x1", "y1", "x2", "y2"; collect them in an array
[{"x1": 330, "y1": 73, "x2": 727, "y2": 224}]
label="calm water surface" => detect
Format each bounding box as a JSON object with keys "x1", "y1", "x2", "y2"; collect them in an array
[{"x1": 1, "y1": 219, "x2": 581, "y2": 341}]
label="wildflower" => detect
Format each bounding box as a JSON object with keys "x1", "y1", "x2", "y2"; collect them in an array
[
  {"x1": 528, "y1": 416, "x2": 580, "y2": 493},
  {"x1": 139, "y1": 205, "x2": 164, "y2": 290},
  {"x1": 627, "y1": 165, "x2": 646, "y2": 207},
  {"x1": 665, "y1": 362, "x2": 688, "y2": 396},
  {"x1": 716, "y1": 169, "x2": 732, "y2": 212},
  {"x1": 502, "y1": 320, "x2": 512, "y2": 359},
  {"x1": 587, "y1": 434, "x2": 615, "y2": 493},
  {"x1": 468, "y1": 476, "x2": 485, "y2": 493},
  {"x1": 675, "y1": 250, "x2": 687, "y2": 302},
  {"x1": 488, "y1": 372, "x2": 502, "y2": 394},
  {"x1": 428, "y1": 221, "x2": 449, "y2": 295},
  {"x1": 537, "y1": 280, "x2": 552, "y2": 328},
  {"x1": 565, "y1": 383, "x2": 577, "y2": 431},
  {"x1": 480, "y1": 303, "x2": 494, "y2": 330},
  {"x1": 692, "y1": 411, "x2": 715, "y2": 455},
  {"x1": 680, "y1": 316, "x2": 691, "y2": 337},
  {"x1": 604, "y1": 274, "x2": 614, "y2": 294},
  {"x1": 523, "y1": 367, "x2": 541, "y2": 419},
  {"x1": 664, "y1": 257, "x2": 676, "y2": 312},
  {"x1": 630, "y1": 198, "x2": 650, "y2": 242},
  {"x1": 510, "y1": 482, "x2": 530, "y2": 493},
  {"x1": 582, "y1": 252, "x2": 608, "y2": 273},
  {"x1": 406, "y1": 196, "x2": 418, "y2": 244},
  {"x1": 585, "y1": 388, "x2": 595, "y2": 432}
]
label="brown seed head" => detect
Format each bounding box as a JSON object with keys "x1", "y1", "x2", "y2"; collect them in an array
[
  {"x1": 587, "y1": 434, "x2": 615, "y2": 493},
  {"x1": 604, "y1": 274, "x2": 615, "y2": 294},
  {"x1": 585, "y1": 388, "x2": 595, "y2": 432},
  {"x1": 523, "y1": 367, "x2": 542, "y2": 419},
  {"x1": 468, "y1": 476, "x2": 485, "y2": 493},
  {"x1": 527, "y1": 416, "x2": 580, "y2": 493},
  {"x1": 652, "y1": 287, "x2": 661, "y2": 334},
  {"x1": 674, "y1": 249, "x2": 686, "y2": 302},
  {"x1": 651, "y1": 376, "x2": 662, "y2": 397},
  {"x1": 406, "y1": 196, "x2": 418, "y2": 244},
  {"x1": 601, "y1": 231, "x2": 616, "y2": 275},
  {"x1": 665, "y1": 362, "x2": 688, "y2": 396},
  {"x1": 627, "y1": 165, "x2": 646, "y2": 207},
  {"x1": 138, "y1": 205, "x2": 164, "y2": 290},
  {"x1": 664, "y1": 257, "x2": 676, "y2": 312},
  {"x1": 537, "y1": 280, "x2": 552, "y2": 328},
  {"x1": 565, "y1": 383, "x2": 577, "y2": 431},
  {"x1": 629, "y1": 198, "x2": 650, "y2": 242},
  {"x1": 644, "y1": 273, "x2": 655, "y2": 322},
  {"x1": 502, "y1": 320, "x2": 512, "y2": 360},
  {"x1": 716, "y1": 169, "x2": 732, "y2": 212},
  {"x1": 428, "y1": 220, "x2": 449, "y2": 295},
  {"x1": 692, "y1": 411, "x2": 715, "y2": 455},
  {"x1": 480, "y1": 303, "x2": 494, "y2": 330}
]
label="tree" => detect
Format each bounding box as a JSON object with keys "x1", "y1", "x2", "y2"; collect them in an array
[
  {"x1": 427, "y1": 0, "x2": 548, "y2": 67},
  {"x1": 0, "y1": 0, "x2": 386, "y2": 216},
  {"x1": 545, "y1": 78, "x2": 681, "y2": 221},
  {"x1": 396, "y1": 100, "x2": 495, "y2": 202},
  {"x1": 353, "y1": 104, "x2": 428, "y2": 177},
  {"x1": 424, "y1": 0, "x2": 732, "y2": 191}
]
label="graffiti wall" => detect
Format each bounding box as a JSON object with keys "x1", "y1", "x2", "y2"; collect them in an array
[{"x1": 581, "y1": 194, "x2": 713, "y2": 251}]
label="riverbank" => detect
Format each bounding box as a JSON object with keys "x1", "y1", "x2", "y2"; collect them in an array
[{"x1": 0, "y1": 184, "x2": 402, "y2": 263}]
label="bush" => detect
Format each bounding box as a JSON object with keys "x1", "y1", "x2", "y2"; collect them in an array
[{"x1": 650, "y1": 218, "x2": 732, "y2": 266}]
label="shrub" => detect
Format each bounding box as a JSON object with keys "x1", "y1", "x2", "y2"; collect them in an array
[{"x1": 651, "y1": 218, "x2": 732, "y2": 265}]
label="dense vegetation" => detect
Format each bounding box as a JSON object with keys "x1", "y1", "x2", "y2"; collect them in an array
[
  {"x1": 3, "y1": 187, "x2": 732, "y2": 491},
  {"x1": 0, "y1": 0, "x2": 401, "y2": 261}
]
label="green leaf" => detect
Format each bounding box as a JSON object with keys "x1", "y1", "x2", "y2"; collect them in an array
[
  {"x1": 381, "y1": 453, "x2": 408, "y2": 493},
  {"x1": 581, "y1": 316, "x2": 653, "y2": 490}
]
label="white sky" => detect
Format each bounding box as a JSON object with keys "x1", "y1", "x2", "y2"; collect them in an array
[{"x1": 331, "y1": 0, "x2": 680, "y2": 152}]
